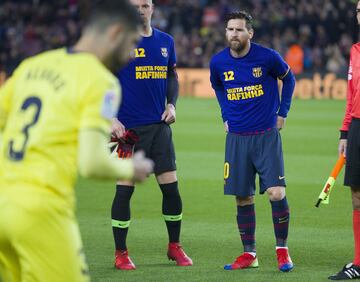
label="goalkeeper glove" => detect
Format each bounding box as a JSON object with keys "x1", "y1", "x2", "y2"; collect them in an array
[{"x1": 110, "y1": 129, "x2": 139, "y2": 159}]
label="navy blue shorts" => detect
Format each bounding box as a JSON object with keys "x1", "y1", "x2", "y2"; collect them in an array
[
  {"x1": 224, "y1": 128, "x2": 286, "y2": 196},
  {"x1": 344, "y1": 118, "x2": 360, "y2": 187},
  {"x1": 132, "y1": 123, "x2": 176, "y2": 175}
]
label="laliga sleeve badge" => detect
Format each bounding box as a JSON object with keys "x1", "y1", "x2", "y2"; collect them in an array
[{"x1": 101, "y1": 90, "x2": 119, "y2": 120}]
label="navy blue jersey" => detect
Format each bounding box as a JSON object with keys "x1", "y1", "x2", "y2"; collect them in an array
[
  {"x1": 210, "y1": 43, "x2": 290, "y2": 133},
  {"x1": 116, "y1": 28, "x2": 176, "y2": 128}
]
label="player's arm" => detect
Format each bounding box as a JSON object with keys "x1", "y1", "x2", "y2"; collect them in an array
[
  {"x1": 339, "y1": 48, "x2": 354, "y2": 157},
  {"x1": 269, "y1": 50, "x2": 295, "y2": 129},
  {"x1": 78, "y1": 129, "x2": 152, "y2": 182},
  {"x1": 162, "y1": 39, "x2": 178, "y2": 124},
  {"x1": 340, "y1": 48, "x2": 354, "y2": 137},
  {"x1": 161, "y1": 65, "x2": 178, "y2": 124},
  {"x1": 277, "y1": 68, "x2": 295, "y2": 119},
  {"x1": 166, "y1": 65, "x2": 179, "y2": 107},
  {"x1": 277, "y1": 68, "x2": 295, "y2": 129},
  {"x1": 78, "y1": 129, "x2": 133, "y2": 179},
  {"x1": 210, "y1": 58, "x2": 228, "y2": 125},
  {"x1": 111, "y1": 117, "x2": 125, "y2": 139}
]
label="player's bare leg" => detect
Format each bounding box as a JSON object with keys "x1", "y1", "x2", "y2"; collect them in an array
[
  {"x1": 156, "y1": 171, "x2": 192, "y2": 266},
  {"x1": 224, "y1": 196, "x2": 259, "y2": 270},
  {"x1": 267, "y1": 186, "x2": 293, "y2": 272}
]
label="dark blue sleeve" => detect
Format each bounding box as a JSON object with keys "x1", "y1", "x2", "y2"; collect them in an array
[
  {"x1": 210, "y1": 58, "x2": 228, "y2": 122},
  {"x1": 166, "y1": 67, "x2": 179, "y2": 106},
  {"x1": 268, "y1": 49, "x2": 295, "y2": 118},
  {"x1": 168, "y1": 37, "x2": 176, "y2": 67},
  {"x1": 269, "y1": 49, "x2": 289, "y2": 79},
  {"x1": 166, "y1": 37, "x2": 178, "y2": 106},
  {"x1": 278, "y1": 69, "x2": 295, "y2": 117}
]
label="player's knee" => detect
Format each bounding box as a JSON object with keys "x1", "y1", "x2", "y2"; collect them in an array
[
  {"x1": 267, "y1": 186, "x2": 285, "y2": 201},
  {"x1": 156, "y1": 170, "x2": 177, "y2": 184},
  {"x1": 236, "y1": 196, "x2": 254, "y2": 206},
  {"x1": 117, "y1": 180, "x2": 134, "y2": 186},
  {"x1": 352, "y1": 189, "x2": 360, "y2": 210}
]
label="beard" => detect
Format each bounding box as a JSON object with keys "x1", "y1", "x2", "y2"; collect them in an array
[
  {"x1": 228, "y1": 39, "x2": 247, "y2": 53},
  {"x1": 107, "y1": 43, "x2": 131, "y2": 73}
]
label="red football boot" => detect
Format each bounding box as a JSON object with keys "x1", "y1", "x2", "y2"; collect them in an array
[
  {"x1": 115, "y1": 250, "x2": 136, "y2": 270},
  {"x1": 224, "y1": 253, "x2": 259, "y2": 270},
  {"x1": 276, "y1": 248, "x2": 294, "y2": 272},
  {"x1": 167, "y1": 243, "x2": 193, "y2": 266}
]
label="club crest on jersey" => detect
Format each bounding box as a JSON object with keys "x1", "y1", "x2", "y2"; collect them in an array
[
  {"x1": 252, "y1": 67, "x2": 262, "y2": 78},
  {"x1": 161, "y1": 48, "x2": 168, "y2": 58}
]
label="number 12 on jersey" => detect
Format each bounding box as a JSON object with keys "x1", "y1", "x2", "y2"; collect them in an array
[
  {"x1": 134, "y1": 48, "x2": 146, "y2": 58},
  {"x1": 224, "y1": 71, "x2": 234, "y2": 81}
]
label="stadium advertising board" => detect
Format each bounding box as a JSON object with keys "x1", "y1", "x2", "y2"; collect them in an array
[
  {"x1": 0, "y1": 70, "x2": 347, "y2": 99},
  {"x1": 176, "y1": 69, "x2": 347, "y2": 100}
]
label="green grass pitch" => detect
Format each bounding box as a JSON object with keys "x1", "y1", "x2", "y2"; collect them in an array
[{"x1": 76, "y1": 97, "x2": 352, "y2": 282}]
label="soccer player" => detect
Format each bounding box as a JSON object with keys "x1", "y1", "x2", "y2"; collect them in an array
[
  {"x1": 210, "y1": 11, "x2": 296, "y2": 272},
  {"x1": 329, "y1": 1, "x2": 360, "y2": 280},
  {"x1": 0, "y1": 1, "x2": 154, "y2": 281},
  {"x1": 110, "y1": 0, "x2": 192, "y2": 270}
]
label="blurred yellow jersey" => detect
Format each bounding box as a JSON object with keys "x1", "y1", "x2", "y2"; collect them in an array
[{"x1": 0, "y1": 48, "x2": 120, "y2": 208}]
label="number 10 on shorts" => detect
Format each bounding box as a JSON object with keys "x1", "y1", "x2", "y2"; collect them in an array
[{"x1": 224, "y1": 162, "x2": 230, "y2": 179}]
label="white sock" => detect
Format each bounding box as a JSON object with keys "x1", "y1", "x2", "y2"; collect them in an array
[
  {"x1": 245, "y1": 252, "x2": 256, "y2": 258},
  {"x1": 276, "y1": 246, "x2": 288, "y2": 250}
]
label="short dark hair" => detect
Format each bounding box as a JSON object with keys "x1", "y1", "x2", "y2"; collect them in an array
[
  {"x1": 85, "y1": 0, "x2": 141, "y2": 31},
  {"x1": 225, "y1": 11, "x2": 253, "y2": 31}
]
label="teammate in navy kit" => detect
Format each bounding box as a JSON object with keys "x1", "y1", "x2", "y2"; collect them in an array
[
  {"x1": 210, "y1": 11, "x2": 296, "y2": 272},
  {"x1": 110, "y1": 0, "x2": 192, "y2": 270}
]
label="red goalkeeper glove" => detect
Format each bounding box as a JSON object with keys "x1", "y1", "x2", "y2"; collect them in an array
[{"x1": 110, "y1": 129, "x2": 139, "y2": 159}]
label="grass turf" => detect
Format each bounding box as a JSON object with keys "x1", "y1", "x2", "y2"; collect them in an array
[{"x1": 76, "y1": 97, "x2": 352, "y2": 281}]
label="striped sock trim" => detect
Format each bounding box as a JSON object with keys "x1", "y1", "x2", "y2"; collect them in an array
[
  {"x1": 112, "y1": 219, "x2": 130, "y2": 228},
  {"x1": 163, "y1": 213, "x2": 182, "y2": 221}
]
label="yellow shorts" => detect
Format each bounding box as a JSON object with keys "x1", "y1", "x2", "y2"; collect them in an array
[{"x1": 0, "y1": 185, "x2": 89, "y2": 282}]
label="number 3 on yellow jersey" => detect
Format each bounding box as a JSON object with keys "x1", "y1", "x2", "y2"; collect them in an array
[{"x1": 8, "y1": 96, "x2": 42, "y2": 161}]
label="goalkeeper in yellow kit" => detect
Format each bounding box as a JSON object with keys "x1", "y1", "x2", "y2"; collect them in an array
[{"x1": 0, "y1": 1, "x2": 153, "y2": 281}]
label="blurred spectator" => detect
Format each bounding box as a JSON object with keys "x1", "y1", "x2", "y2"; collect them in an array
[
  {"x1": 285, "y1": 44, "x2": 304, "y2": 75},
  {"x1": 325, "y1": 45, "x2": 347, "y2": 74},
  {"x1": 0, "y1": 0, "x2": 358, "y2": 76},
  {"x1": 0, "y1": 0, "x2": 81, "y2": 75}
]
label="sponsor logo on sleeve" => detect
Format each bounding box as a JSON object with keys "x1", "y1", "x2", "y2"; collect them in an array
[{"x1": 101, "y1": 90, "x2": 118, "y2": 120}]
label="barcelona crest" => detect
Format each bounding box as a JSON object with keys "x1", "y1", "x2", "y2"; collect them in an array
[
  {"x1": 161, "y1": 48, "x2": 168, "y2": 57},
  {"x1": 252, "y1": 67, "x2": 262, "y2": 78}
]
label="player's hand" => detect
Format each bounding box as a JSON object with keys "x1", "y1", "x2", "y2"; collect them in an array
[
  {"x1": 277, "y1": 116, "x2": 286, "y2": 130},
  {"x1": 110, "y1": 130, "x2": 139, "y2": 159},
  {"x1": 132, "y1": 151, "x2": 154, "y2": 182},
  {"x1": 224, "y1": 121, "x2": 229, "y2": 133},
  {"x1": 111, "y1": 118, "x2": 125, "y2": 139},
  {"x1": 161, "y1": 104, "x2": 176, "y2": 124},
  {"x1": 338, "y1": 139, "x2": 347, "y2": 158}
]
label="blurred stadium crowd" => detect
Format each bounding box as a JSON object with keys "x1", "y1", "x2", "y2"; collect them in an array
[{"x1": 0, "y1": 0, "x2": 358, "y2": 76}]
